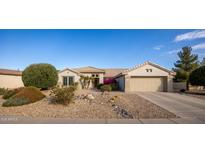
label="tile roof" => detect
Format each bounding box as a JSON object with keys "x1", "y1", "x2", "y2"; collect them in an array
[
  {"x1": 73, "y1": 66, "x2": 105, "y2": 73},
  {"x1": 114, "y1": 61, "x2": 176, "y2": 78},
  {"x1": 104, "y1": 68, "x2": 127, "y2": 77},
  {"x1": 0, "y1": 69, "x2": 22, "y2": 76},
  {"x1": 59, "y1": 68, "x2": 82, "y2": 75}
]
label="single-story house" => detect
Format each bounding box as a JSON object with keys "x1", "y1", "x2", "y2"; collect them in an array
[
  {"x1": 0, "y1": 69, "x2": 24, "y2": 89},
  {"x1": 58, "y1": 66, "x2": 105, "y2": 88},
  {"x1": 114, "y1": 61, "x2": 175, "y2": 92},
  {"x1": 0, "y1": 61, "x2": 175, "y2": 92}
]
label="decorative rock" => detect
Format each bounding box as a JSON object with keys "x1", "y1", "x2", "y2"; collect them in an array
[
  {"x1": 86, "y1": 94, "x2": 95, "y2": 100},
  {"x1": 111, "y1": 103, "x2": 133, "y2": 119},
  {"x1": 121, "y1": 109, "x2": 133, "y2": 119},
  {"x1": 109, "y1": 99, "x2": 115, "y2": 103},
  {"x1": 102, "y1": 91, "x2": 109, "y2": 95}
]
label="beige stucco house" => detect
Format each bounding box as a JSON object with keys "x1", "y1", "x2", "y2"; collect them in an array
[
  {"x1": 58, "y1": 68, "x2": 82, "y2": 88},
  {"x1": 114, "y1": 61, "x2": 175, "y2": 92},
  {"x1": 0, "y1": 62, "x2": 175, "y2": 92},
  {"x1": 58, "y1": 66, "x2": 105, "y2": 88}
]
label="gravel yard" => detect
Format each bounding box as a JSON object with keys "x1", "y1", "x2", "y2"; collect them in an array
[{"x1": 0, "y1": 90, "x2": 177, "y2": 119}]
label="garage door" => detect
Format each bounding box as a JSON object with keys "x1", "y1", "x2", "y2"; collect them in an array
[{"x1": 129, "y1": 77, "x2": 166, "y2": 92}]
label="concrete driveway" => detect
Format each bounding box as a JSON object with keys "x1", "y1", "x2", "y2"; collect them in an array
[{"x1": 136, "y1": 92, "x2": 205, "y2": 123}]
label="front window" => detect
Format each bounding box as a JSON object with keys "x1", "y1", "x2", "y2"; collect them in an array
[
  {"x1": 63, "y1": 76, "x2": 68, "y2": 86},
  {"x1": 63, "y1": 76, "x2": 75, "y2": 86},
  {"x1": 69, "y1": 76, "x2": 74, "y2": 85}
]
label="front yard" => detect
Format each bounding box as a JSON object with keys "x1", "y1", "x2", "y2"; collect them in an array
[{"x1": 0, "y1": 90, "x2": 177, "y2": 119}]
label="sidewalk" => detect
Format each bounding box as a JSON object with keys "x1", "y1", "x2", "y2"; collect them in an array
[{"x1": 1, "y1": 116, "x2": 205, "y2": 124}]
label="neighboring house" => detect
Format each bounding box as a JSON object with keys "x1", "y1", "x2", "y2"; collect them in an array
[
  {"x1": 114, "y1": 61, "x2": 175, "y2": 92},
  {"x1": 0, "y1": 62, "x2": 175, "y2": 92},
  {"x1": 0, "y1": 69, "x2": 24, "y2": 89}
]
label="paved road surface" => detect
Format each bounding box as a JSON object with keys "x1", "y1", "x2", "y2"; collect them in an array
[{"x1": 136, "y1": 92, "x2": 205, "y2": 123}]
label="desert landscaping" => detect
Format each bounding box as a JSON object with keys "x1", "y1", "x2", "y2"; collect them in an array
[{"x1": 0, "y1": 89, "x2": 177, "y2": 119}]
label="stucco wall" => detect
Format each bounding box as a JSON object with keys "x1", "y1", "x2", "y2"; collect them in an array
[
  {"x1": 81, "y1": 73, "x2": 104, "y2": 84},
  {"x1": 127, "y1": 64, "x2": 170, "y2": 77},
  {"x1": 167, "y1": 75, "x2": 174, "y2": 92},
  {"x1": 0, "y1": 74, "x2": 24, "y2": 89},
  {"x1": 99, "y1": 73, "x2": 104, "y2": 84},
  {"x1": 173, "y1": 82, "x2": 186, "y2": 91},
  {"x1": 58, "y1": 70, "x2": 104, "y2": 88},
  {"x1": 58, "y1": 70, "x2": 80, "y2": 87},
  {"x1": 116, "y1": 64, "x2": 174, "y2": 92},
  {"x1": 115, "y1": 76, "x2": 125, "y2": 91},
  {"x1": 80, "y1": 73, "x2": 104, "y2": 88}
]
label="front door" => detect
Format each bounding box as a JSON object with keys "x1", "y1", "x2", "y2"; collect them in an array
[{"x1": 93, "y1": 78, "x2": 99, "y2": 87}]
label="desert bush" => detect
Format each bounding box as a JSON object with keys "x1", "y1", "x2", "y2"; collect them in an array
[
  {"x1": 2, "y1": 98, "x2": 29, "y2": 107},
  {"x1": 22, "y1": 63, "x2": 58, "y2": 89},
  {"x1": 0, "y1": 88, "x2": 8, "y2": 95},
  {"x1": 13, "y1": 87, "x2": 45, "y2": 103},
  {"x1": 110, "y1": 83, "x2": 118, "y2": 91},
  {"x1": 50, "y1": 86, "x2": 75, "y2": 105},
  {"x1": 3, "y1": 90, "x2": 16, "y2": 99},
  {"x1": 189, "y1": 65, "x2": 205, "y2": 86},
  {"x1": 180, "y1": 89, "x2": 186, "y2": 93},
  {"x1": 96, "y1": 83, "x2": 103, "y2": 89},
  {"x1": 72, "y1": 82, "x2": 79, "y2": 90},
  {"x1": 100, "y1": 84, "x2": 112, "y2": 92},
  {"x1": 2, "y1": 87, "x2": 24, "y2": 99}
]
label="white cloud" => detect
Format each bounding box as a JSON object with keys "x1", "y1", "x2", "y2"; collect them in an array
[
  {"x1": 174, "y1": 30, "x2": 205, "y2": 42},
  {"x1": 166, "y1": 43, "x2": 205, "y2": 55},
  {"x1": 153, "y1": 45, "x2": 164, "y2": 50},
  {"x1": 167, "y1": 49, "x2": 180, "y2": 54},
  {"x1": 192, "y1": 43, "x2": 205, "y2": 50}
]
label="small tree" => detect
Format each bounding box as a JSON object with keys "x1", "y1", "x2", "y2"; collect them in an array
[
  {"x1": 79, "y1": 76, "x2": 93, "y2": 89},
  {"x1": 189, "y1": 65, "x2": 205, "y2": 87},
  {"x1": 22, "y1": 63, "x2": 58, "y2": 89},
  {"x1": 173, "y1": 46, "x2": 199, "y2": 89}
]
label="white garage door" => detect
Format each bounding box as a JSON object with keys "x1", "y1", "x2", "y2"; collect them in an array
[{"x1": 130, "y1": 77, "x2": 166, "y2": 92}]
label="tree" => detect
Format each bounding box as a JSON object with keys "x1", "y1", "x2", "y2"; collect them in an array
[
  {"x1": 173, "y1": 46, "x2": 199, "y2": 89},
  {"x1": 189, "y1": 65, "x2": 205, "y2": 86},
  {"x1": 79, "y1": 76, "x2": 94, "y2": 89},
  {"x1": 22, "y1": 63, "x2": 58, "y2": 89},
  {"x1": 201, "y1": 58, "x2": 205, "y2": 66}
]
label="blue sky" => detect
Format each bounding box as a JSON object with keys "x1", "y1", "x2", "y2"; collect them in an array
[{"x1": 0, "y1": 29, "x2": 205, "y2": 70}]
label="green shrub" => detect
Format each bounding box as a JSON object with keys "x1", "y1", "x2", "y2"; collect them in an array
[
  {"x1": 110, "y1": 83, "x2": 118, "y2": 91},
  {"x1": 50, "y1": 87, "x2": 75, "y2": 105},
  {"x1": 22, "y1": 63, "x2": 58, "y2": 89},
  {"x1": 96, "y1": 83, "x2": 103, "y2": 89},
  {"x1": 13, "y1": 87, "x2": 45, "y2": 103},
  {"x1": 79, "y1": 76, "x2": 92, "y2": 89},
  {"x1": 189, "y1": 66, "x2": 205, "y2": 86},
  {"x1": 2, "y1": 87, "x2": 24, "y2": 99},
  {"x1": 2, "y1": 98, "x2": 29, "y2": 107},
  {"x1": 100, "y1": 85, "x2": 112, "y2": 92},
  {"x1": 3, "y1": 90, "x2": 16, "y2": 99},
  {"x1": 0, "y1": 88, "x2": 8, "y2": 95},
  {"x1": 72, "y1": 82, "x2": 79, "y2": 90}
]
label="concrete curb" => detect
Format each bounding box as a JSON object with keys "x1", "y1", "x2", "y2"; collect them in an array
[{"x1": 1, "y1": 116, "x2": 205, "y2": 124}]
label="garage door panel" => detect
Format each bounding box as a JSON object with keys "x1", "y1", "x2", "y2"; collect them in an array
[{"x1": 130, "y1": 77, "x2": 165, "y2": 92}]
